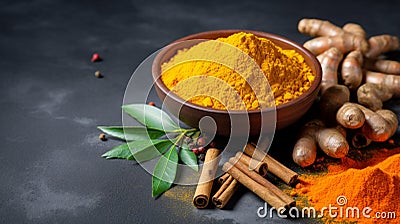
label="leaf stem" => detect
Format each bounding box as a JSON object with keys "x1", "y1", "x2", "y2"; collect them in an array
[
  {"x1": 174, "y1": 132, "x2": 186, "y2": 148},
  {"x1": 167, "y1": 128, "x2": 198, "y2": 134}
]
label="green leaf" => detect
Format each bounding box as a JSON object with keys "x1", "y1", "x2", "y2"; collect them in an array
[
  {"x1": 130, "y1": 139, "x2": 174, "y2": 162},
  {"x1": 152, "y1": 146, "x2": 178, "y2": 197},
  {"x1": 97, "y1": 126, "x2": 165, "y2": 141},
  {"x1": 179, "y1": 143, "x2": 198, "y2": 171},
  {"x1": 122, "y1": 104, "x2": 179, "y2": 131},
  {"x1": 101, "y1": 143, "x2": 134, "y2": 160}
]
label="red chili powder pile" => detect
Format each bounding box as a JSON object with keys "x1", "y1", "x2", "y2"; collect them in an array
[{"x1": 295, "y1": 148, "x2": 400, "y2": 223}]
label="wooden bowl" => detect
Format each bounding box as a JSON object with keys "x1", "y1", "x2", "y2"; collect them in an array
[{"x1": 152, "y1": 30, "x2": 321, "y2": 137}]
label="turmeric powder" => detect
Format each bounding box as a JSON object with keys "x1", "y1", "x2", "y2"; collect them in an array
[
  {"x1": 296, "y1": 148, "x2": 400, "y2": 223},
  {"x1": 161, "y1": 32, "x2": 315, "y2": 110}
]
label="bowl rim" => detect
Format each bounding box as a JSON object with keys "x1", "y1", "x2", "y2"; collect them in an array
[{"x1": 152, "y1": 29, "x2": 322, "y2": 115}]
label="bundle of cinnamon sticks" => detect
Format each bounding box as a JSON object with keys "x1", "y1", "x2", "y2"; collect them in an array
[{"x1": 193, "y1": 143, "x2": 298, "y2": 213}]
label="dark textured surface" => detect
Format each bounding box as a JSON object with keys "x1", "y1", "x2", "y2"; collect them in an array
[{"x1": 1, "y1": 0, "x2": 399, "y2": 223}]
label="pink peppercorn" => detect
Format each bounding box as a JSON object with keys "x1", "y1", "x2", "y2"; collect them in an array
[
  {"x1": 198, "y1": 147, "x2": 205, "y2": 154},
  {"x1": 91, "y1": 53, "x2": 101, "y2": 62},
  {"x1": 209, "y1": 141, "x2": 216, "y2": 148},
  {"x1": 192, "y1": 148, "x2": 199, "y2": 154},
  {"x1": 196, "y1": 137, "x2": 206, "y2": 146}
]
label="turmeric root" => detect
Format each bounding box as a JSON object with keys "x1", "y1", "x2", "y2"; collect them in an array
[
  {"x1": 376, "y1": 110, "x2": 398, "y2": 139},
  {"x1": 357, "y1": 83, "x2": 393, "y2": 111},
  {"x1": 292, "y1": 119, "x2": 349, "y2": 167},
  {"x1": 365, "y1": 35, "x2": 400, "y2": 58},
  {"x1": 364, "y1": 70, "x2": 400, "y2": 97},
  {"x1": 304, "y1": 33, "x2": 369, "y2": 56},
  {"x1": 362, "y1": 109, "x2": 398, "y2": 142},
  {"x1": 336, "y1": 102, "x2": 365, "y2": 129},
  {"x1": 294, "y1": 18, "x2": 399, "y2": 165},
  {"x1": 319, "y1": 85, "x2": 350, "y2": 126},
  {"x1": 292, "y1": 120, "x2": 322, "y2": 167},
  {"x1": 317, "y1": 48, "x2": 350, "y2": 125},
  {"x1": 317, "y1": 47, "x2": 344, "y2": 93},
  {"x1": 364, "y1": 58, "x2": 400, "y2": 75},
  {"x1": 341, "y1": 50, "x2": 363, "y2": 90},
  {"x1": 337, "y1": 103, "x2": 398, "y2": 142},
  {"x1": 316, "y1": 127, "x2": 349, "y2": 158},
  {"x1": 298, "y1": 18, "x2": 345, "y2": 37},
  {"x1": 338, "y1": 102, "x2": 398, "y2": 142},
  {"x1": 335, "y1": 125, "x2": 347, "y2": 138},
  {"x1": 292, "y1": 137, "x2": 317, "y2": 167},
  {"x1": 356, "y1": 104, "x2": 398, "y2": 142},
  {"x1": 342, "y1": 23, "x2": 366, "y2": 39}
]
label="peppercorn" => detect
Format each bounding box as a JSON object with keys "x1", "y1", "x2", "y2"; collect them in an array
[
  {"x1": 99, "y1": 133, "x2": 107, "y2": 141},
  {"x1": 209, "y1": 141, "x2": 216, "y2": 148},
  {"x1": 95, "y1": 71, "x2": 103, "y2": 78},
  {"x1": 196, "y1": 137, "x2": 206, "y2": 146},
  {"x1": 148, "y1": 101, "x2": 156, "y2": 106},
  {"x1": 91, "y1": 53, "x2": 101, "y2": 62},
  {"x1": 198, "y1": 146, "x2": 205, "y2": 154},
  {"x1": 192, "y1": 148, "x2": 199, "y2": 154}
]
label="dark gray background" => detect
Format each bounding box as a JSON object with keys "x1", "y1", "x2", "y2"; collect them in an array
[{"x1": 1, "y1": 0, "x2": 399, "y2": 223}]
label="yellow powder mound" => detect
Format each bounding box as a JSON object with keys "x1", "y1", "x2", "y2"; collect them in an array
[{"x1": 161, "y1": 32, "x2": 314, "y2": 110}]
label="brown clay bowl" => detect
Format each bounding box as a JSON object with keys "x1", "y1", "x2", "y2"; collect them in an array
[{"x1": 152, "y1": 30, "x2": 321, "y2": 137}]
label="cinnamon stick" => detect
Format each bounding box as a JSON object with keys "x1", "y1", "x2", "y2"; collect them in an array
[
  {"x1": 229, "y1": 157, "x2": 295, "y2": 207},
  {"x1": 212, "y1": 176, "x2": 240, "y2": 209},
  {"x1": 193, "y1": 148, "x2": 221, "y2": 208},
  {"x1": 234, "y1": 152, "x2": 268, "y2": 177},
  {"x1": 222, "y1": 161, "x2": 288, "y2": 212},
  {"x1": 244, "y1": 143, "x2": 298, "y2": 186},
  {"x1": 212, "y1": 154, "x2": 270, "y2": 209},
  {"x1": 218, "y1": 173, "x2": 231, "y2": 185},
  {"x1": 215, "y1": 176, "x2": 234, "y2": 197}
]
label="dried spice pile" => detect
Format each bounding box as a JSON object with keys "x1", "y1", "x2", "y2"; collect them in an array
[{"x1": 294, "y1": 148, "x2": 400, "y2": 223}]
